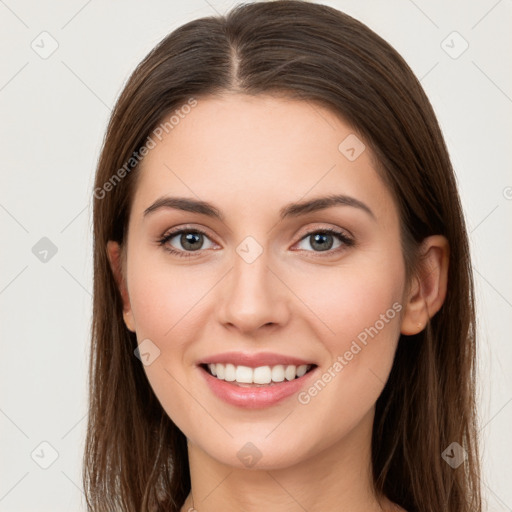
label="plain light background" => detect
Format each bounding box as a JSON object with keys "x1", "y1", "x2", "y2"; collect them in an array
[{"x1": 1, "y1": 0, "x2": 511, "y2": 510}]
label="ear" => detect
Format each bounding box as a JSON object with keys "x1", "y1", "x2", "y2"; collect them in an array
[
  {"x1": 400, "y1": 235, "x2": 450, "y2": 335},
  {"x1": 106, "y1": 241, "x2": 136, "y2": 333}
]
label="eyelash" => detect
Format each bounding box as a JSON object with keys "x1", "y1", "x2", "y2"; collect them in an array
[{"x1": 157, "y1": 226, "x2": 355, "y2": 259}]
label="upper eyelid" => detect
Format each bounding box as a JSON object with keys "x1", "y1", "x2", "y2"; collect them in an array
[{"x1": 161, "y1": 223, "x2": 352, "y2": 238}]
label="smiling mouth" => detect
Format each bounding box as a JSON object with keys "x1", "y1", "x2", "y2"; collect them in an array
[{"x1": 200, "y1": 363, "x2": 317, "y2": 387}]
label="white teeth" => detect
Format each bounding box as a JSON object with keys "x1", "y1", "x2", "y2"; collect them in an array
[
  {"x1": 253, "y1": 366, "x2": 271, "y2": 384},
  {"x1": 224, "y1": 363, "x2": 236, "y2": 382},
  {"x1": 284, "y1": 365, "x2": 296, "y2": 381},
  {"x1": 206, "y1": 363, "x2": 313, "y2": 384},
  {"x1": 216, "y1": 364, "x2": 225, "y2": 380},
  {"x1": 271, "y1": 365, "x2": 285, "y2": 382},
  {"x1": 235, "y1": 365, "x2": 253, "y2": 383},
  {"x1": 296, "y1": 364, "x2": 308, "y2": 377}
]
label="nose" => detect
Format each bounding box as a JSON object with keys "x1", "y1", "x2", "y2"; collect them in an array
[{"x1": 216, "y1": 245, "x2": 290, "y2": 334}]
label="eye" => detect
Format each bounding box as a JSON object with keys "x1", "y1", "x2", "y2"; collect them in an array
[
  {"x1": 157, "y1": 227, "x2": 216, "y2": 258},
  {"x1": 157, "y1": 226, "x2": 354, "y2": 258},
  {"x1": 294, "y1": 228, "x2": 354, "y2": 254}
]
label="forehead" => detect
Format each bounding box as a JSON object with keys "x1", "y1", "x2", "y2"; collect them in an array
[
  {"x1": 132, "y1": 94, "x2": 397, "y2": 225},
  {"x1": 141, "y1": 94, "x2": 360, "y2": 175}
]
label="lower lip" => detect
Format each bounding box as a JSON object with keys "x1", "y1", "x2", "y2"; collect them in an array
[{"x1": 199, "y1": 365, "x2": 318, "y2": 409}]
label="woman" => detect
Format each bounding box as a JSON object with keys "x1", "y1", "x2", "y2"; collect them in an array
[{"x1": 84, "y1": 1, "x2": 482, "y2": 511}]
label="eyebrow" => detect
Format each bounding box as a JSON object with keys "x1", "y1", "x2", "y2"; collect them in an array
[{"x1": 143, "y1": 194, "x2": 376, "y2": 221}]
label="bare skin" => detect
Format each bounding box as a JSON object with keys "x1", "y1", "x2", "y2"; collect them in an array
[{"x1": 107, "y1": 94, "x2": 448, "y2": 512}]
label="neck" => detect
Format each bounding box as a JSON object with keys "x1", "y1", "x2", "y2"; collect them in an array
[{"x1": 180, "y1": 407, "x2": 398, "y2": 512}]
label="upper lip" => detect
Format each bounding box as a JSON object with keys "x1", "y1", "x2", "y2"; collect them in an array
[{"x1": 198, "y1": 351, "x2": 316, "y2": 368}]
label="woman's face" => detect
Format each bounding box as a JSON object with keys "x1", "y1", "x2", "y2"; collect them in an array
[{"x1": 113, "y1": 94, "x2": 409, "y2": 469}]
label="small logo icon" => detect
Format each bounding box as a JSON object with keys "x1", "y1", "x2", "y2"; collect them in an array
[
  {"x1": 237, "y1": 442, "x2": 262, "y2": 468},
  {"x1": 31, "y1": 31, "x2": 59, "y2": 59},
  {"x1": 236, "y1": 236, "x2": 264, "y2": 264},
  {"x1": 441, "y1": 31, "x2": 469, "y2": 59},
  {"x1": 134, "y1": 338, "x2": 161, "y2": 366},
  {"x1": 338, "y1": 134, "x2": 366, "y2": 161},
  {"x1": 32, "y1": 237, "x2": 58, "y2": 263},
  {"x1": 31, "y1": 441, "x2": 59, "y2": 469},
  {"x1": 441, "y1": 441, "x2": 467, "y2": 468}
]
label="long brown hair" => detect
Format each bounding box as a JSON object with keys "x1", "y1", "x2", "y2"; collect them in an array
[{"x1": 84, "y1": 1, "x2": 481, "y2": 511}]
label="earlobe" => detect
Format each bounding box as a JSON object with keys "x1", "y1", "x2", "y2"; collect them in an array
[
  {"x1": 122, "y1": 310, "x2": 136, "y2": 333},
  {"x1": 106, "y1": 241, "x2": 136, "y2": 333},
  {"x1": 400, "y1": 235, "x2": 450, "y2": 335}
]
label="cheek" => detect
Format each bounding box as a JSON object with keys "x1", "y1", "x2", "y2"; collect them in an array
[
  {"x1": 295, "y1": 256, "x2": 405, "y2": 350},
  {"x1": 284, "y1": 262, "x2": 404, "y2": 442},
  {"x1": 126, "y1": 248, "x2": 210, "y2": 339},
  {"x1": 290, "y1": 254, "x2": 405, "y2": 412},
  {"x1": 125, "y1": 253, "x2": 209, "y2": 431},
  {"x1": 333, "y1": 274, "x2": 401, "y2": 343}
]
